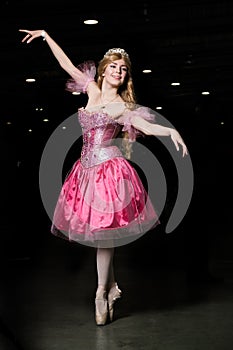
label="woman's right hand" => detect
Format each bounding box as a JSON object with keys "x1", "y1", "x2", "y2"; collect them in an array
[
  {"x1": 19, "y1": 28, "x2": 83, "y2": 86},
  {"x1": 19, "y1": 29, "x2": 45, "y2": 44}
]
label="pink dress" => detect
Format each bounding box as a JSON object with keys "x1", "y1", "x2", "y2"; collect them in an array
[{"x1": 51, "y1": 61, "x2": 160, "y2": 248}]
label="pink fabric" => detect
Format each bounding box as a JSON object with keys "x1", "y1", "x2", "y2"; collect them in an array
[
  {"x1": 51, "y1": 157, "x2": 159, "y2": 247},
  {"x1": 51, "y1": 107, "x2": 160, "y2": 247},
  {"x1": 66, "y1": 60, "x2": 96, "y2": 93},
  {"x1": 78, "y1": 107, "x2": 122, "y2": 167},
  {"x1": 118, "y1": 106, "x2": 157, "y2": 142}
]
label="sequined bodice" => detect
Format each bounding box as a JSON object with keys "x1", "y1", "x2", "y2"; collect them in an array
[{"x1": 78, "y1": 108, "x2": 123, "y2": 168}]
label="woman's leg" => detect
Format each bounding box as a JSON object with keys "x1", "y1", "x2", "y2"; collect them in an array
[
  {"x1": 96, "y1": 247, "x2": 122, "y2": 323},
  {"x1": 96, "y1": 247, "x2": 115, "y2": 296},
  {"x1": 95, "y1": 247, "x2": 115, "y2": 325}
]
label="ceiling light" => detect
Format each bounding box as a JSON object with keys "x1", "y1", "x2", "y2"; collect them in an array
[
  {"x1": 72, "y1": 92, "x2": 81, "y2": 95},
  {"x1": 26, "y1": 78, "x2": 36, "y2": 82},
  {"x1": 142, "y1": 69, "x2": 152, "y2": 73},
  {"x1": 201, "y1": 91, "x2": 210, "y2": 95},
  {"x1": 171, "y1": 82, "x2": 180, "y2": 86},
  {"x1": 43, "y1": 119, "x2": 49, "y2": 122},
  {"x1": 156, "y1": 106, "x2": 162, "y2": 110},
  {"x1": 84, "y1": 19, "x2": 98, "y2": 25}
]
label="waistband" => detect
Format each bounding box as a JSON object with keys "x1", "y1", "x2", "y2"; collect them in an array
[{"x1": 81, "y1": 145, "x2": 123, "y2": 168}]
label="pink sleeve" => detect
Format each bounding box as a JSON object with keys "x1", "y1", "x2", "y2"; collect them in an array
[
  {"x1": 118, "y1": 106, "x2": 157, "y2": 142},
  {"x1": 66, "y1": 60, "x2": 96, "y2": 93}
]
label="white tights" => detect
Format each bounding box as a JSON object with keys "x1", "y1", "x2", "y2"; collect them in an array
[{"x1": 96, "y1": 247, "x2": 115, "y2": 297}]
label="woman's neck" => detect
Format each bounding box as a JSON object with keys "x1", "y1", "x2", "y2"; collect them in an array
[
  {"x1": 101, "y1": 83, "x2": 119, "y2": 102},
  {"x1": 101, "y1": 93, "x2": 119, "y2": 104}
]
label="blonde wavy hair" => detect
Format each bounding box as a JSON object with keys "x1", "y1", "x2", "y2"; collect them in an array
[{"x1": 97, "y1": 51, "x2": 136, "y2": 159}]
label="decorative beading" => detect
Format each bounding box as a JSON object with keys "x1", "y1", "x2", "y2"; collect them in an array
[{"x1": 78, "y1": 108, "x2": 123, "y2": 168}]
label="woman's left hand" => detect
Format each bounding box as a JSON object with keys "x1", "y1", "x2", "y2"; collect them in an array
[{"x1": 170, "y1": 129, "x2": 188, "y2": 157}]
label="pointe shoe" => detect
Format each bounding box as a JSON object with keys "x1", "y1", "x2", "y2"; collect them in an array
[
  {"x1": 95, "y1": 293, "x2": 108, "y2": 326},
  {"x1": 108, "y1": 283, "x2": 122, "y2": 322}
]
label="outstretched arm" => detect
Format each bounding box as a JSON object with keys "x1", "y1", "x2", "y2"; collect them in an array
[
  {"x1": 19, "y1": 29, "x2": 85, "y2": 83},
  {"x1": 131, "y1": 115, "x2": 188, "y2": 157}
]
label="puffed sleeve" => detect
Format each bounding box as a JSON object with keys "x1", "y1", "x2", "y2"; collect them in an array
[
  {"x1": 118, "y1": 105, "x2": 158, "y2": 142},
  {"x1": 66, "y1": 60, "x2": 96, "y2": 93}
]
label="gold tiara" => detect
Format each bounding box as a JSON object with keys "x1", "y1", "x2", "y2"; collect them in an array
[{"x1": 104, "y1": 48, "x2": 129, "y2": 58}]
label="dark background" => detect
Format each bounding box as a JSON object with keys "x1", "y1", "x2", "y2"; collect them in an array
[
  {"x1": 0, "y1": 1, "x2": 232, "y2": 349},
  {"x1": 0, "y1": 0, "x2": 232, "y2": 278}
]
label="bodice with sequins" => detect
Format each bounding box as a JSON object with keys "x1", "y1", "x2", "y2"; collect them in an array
[{"x1": 78, "y1": 108, "x2": 123, "y2": 168}]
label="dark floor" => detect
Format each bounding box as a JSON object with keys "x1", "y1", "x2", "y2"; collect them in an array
[{"x1": 0, "y1": 216, "x2": 233, "y2": 350}]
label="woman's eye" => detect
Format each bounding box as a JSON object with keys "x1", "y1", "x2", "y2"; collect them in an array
[
  {"x1": 110, "y1": 65, "x2": 116, "y2": 68},
  {"x1": 122, "y1": 67, "x2": 128, "y2": 72}
]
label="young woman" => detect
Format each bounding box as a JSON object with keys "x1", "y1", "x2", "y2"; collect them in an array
[{"x1": 19, "y1": 29, "x2": 188, "y2": 326}]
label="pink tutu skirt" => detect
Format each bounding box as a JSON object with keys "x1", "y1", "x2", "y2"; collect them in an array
[{"x1": 51, "y1": 156, "x2": 159, "y2": 248}]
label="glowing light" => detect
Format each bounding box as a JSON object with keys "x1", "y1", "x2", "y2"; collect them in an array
[
  {"x1": 156, "y1": 106, "x2": 162, "y2": 110},
  {"x1": 171, "y1": 82, "x2": 180, "y2": 86},
  {"x1": 26, "y1": 78, "x2": 36, "y2": 82},
  {"x1": 72, "y1": 92, "x2": 81, "y2": 95},
  {"x1": 84, "y1": 19, "x2": 98, "y2": 25},
  {"x1": 143, "y1": 69, "x2": 152, "y2": 73},
  {"x1": 201, "y1": 91, "x2": 210, "y2": 95}
]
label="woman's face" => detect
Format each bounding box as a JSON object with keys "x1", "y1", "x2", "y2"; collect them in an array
[{"x1": 103, "y1": 59, "x2": 128, "y2": 87}]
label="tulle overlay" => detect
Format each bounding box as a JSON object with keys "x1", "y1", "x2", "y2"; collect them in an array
[
  {"x1": 51, "y1": 61, "x2": 160, "y2": 247},
  {"x1": 118, "y1": 106, "x2": 157, "y2": 142},
  {"x1": 66, "y1": 60, "x2": 96, "y2": 93},
  {"x1": 51, "y1": 157, "x2": 159, "y2": 247}
]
